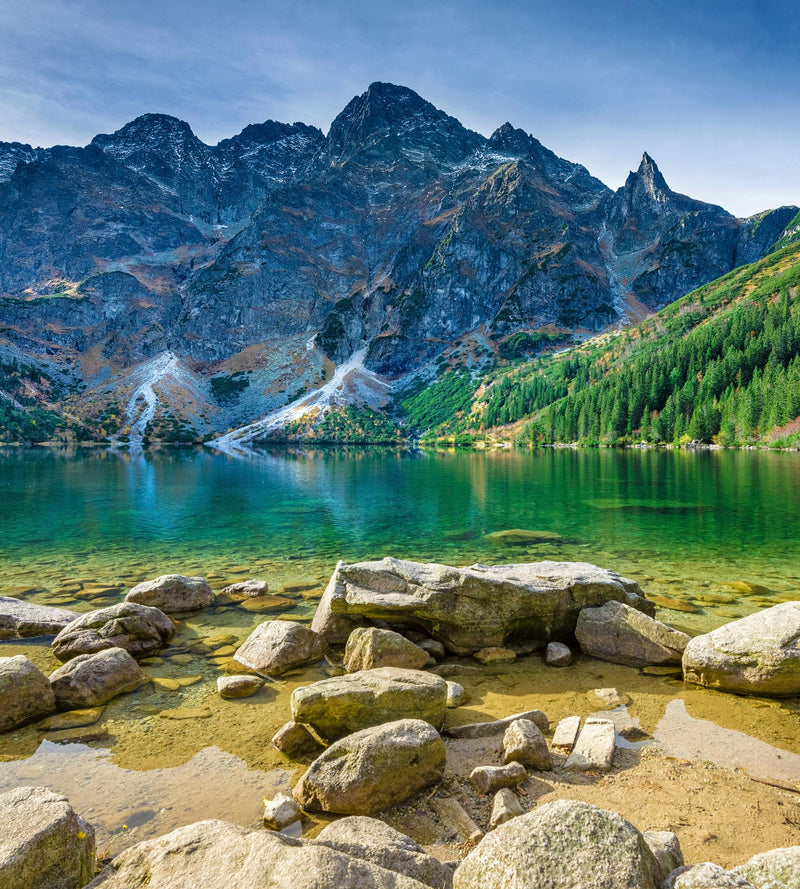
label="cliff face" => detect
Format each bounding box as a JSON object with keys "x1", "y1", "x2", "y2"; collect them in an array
[{"x1": 0, "y1": 82, "x2": 795, "y2": 438}]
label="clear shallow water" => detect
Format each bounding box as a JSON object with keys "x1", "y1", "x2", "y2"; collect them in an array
[{"x1": 1, "y1": 445, "x2": 800, "y2": 849}]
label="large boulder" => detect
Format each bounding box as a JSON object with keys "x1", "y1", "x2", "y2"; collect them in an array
[
  {"x1": 0, "y1": 655, "x2": 56, "y2": 733},
  {"x1": 575, "y1": 600, "x2": 690, "y2": 667},
  {"x1": 125, "y1": 574, "x2": 214, "y2": 613},
  {"x1": 734, "y1": 846, "x2": 800, "y2": 888},
  {"x1": 49, "y1": 647, "x2": 147, "y2": 709},
  {"x1": 665, "y1": 863, "x2": 757, "y2": 888},
  {"x1": 291, "y1": 667, "x2": 447, "y2": 741},
  {"x1": 682, "y1": 602, "x2": 800, "y2": 696},
  {"x1": 0, "y1": 786, "x2": 95, "y2": 889},
  {"x1": 86, "y1": 818, "x2": 430, "y2": 889},
  {"x1": 344, "y1": 627, "x2": 431, "y2": 672},
  {"x1": 0, "y1": 596, "x2": 78, "y2": 639},
  {"x1": 233, "y1": 620, "x2": 327, "y2": 676},
  {"x1": 315, "y1": 816, "x2": 454, "y2": 889},
  {"x1": 453, "y1": 800, "x2": 663, "y2": 889},
  {"x1": 293, "y1": 719, "x2": 446, "y2": 815},
  {"x1": 311, "y1": 558, "x2": 651, "y2": 654},
  {"x1": 51, "y1": 602, "x2": 175, "y2": 662}
]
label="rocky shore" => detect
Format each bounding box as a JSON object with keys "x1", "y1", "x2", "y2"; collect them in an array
[{"x1": 2, "y1": 560, "x2": 800, "y2": 888}]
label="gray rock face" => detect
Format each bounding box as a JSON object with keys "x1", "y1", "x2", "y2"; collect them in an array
[
  {"x1": 233, "y1": 620, "x2": 327, "y2": 676},
  {"x1": 315, "y1": 816, "x2": 454, "y2": 889},
  {"x1": 86, "y1": 818, "x2": 430, "y2": 889},
  {"x1": 125, "y1": 574, "x2": 214, "y2": 613},
  {"x1": 576, "y1": 600, "x2": 690, "y2": 667},
  {"x1": 666, "y1": 863, "x2": 757, "y2": 888},
  {"x1": 502, "y1": 719, "x2": 553, "y2": 771},
  {"x1": 0, "y1": 655, "x2": 56, "y2": 732},
  {"x1": 312, "y1": 558, "x2": 651, "y2": 654},
  {"x1": 344, "y1": 627, "x2": 431, "y2": 672},
  {"x1": 49, "y1": 646, "x2": 147, "y2": 709},
  {"x1": 489, "y1": 788, "x2": 523, "y2": 829},
  {"x1": 643, "y1": 831, "x2": 684, "y2": 884},
  {"x1": 682, "y1": 602, "x2": 800, "y2": 695},
  {"x1": 291, "y1": 667, "x2": 447, "y2": 741},
  {"x1": 52, "y1": 602, "x2": 175, "y2": 662},
  {"x1": 0, "y1": 785, "x2": 95, "y2": 889},
  {"x1": 734, "y1": 846, "x2": 800, "y2": 889},
  {"x1": 0, "y1": 596, "x2": 78, "y2": 638},
  {"x1": 293, "y1": 719, "x2": 445, "y2": 816},
  {"x1": 453, "y1": 799, "x2": 663, "y2": 889}
]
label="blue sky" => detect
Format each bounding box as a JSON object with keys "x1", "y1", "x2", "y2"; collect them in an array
[{"x1": 1, "y1": 0, "x2": 797, "y2": 216}]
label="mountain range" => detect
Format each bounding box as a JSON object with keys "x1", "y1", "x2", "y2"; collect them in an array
[{"x1": 0, "y1": 81, "x2": 796, "y2": 446}]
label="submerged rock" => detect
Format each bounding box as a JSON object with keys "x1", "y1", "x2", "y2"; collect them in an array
[
  {"x1": 0, "y1": 596, "x2": 78, "y2": 639},
  {"x1": 221, "y1": 579, "x2": 269, "y2": 598},
  {"x1": 0, "y1": 786, "x2": 95, "y2": 889},
  {"x1": 52, "y1": 602, "x2": 175, "y2": 662},
  {"x1": 290, "y1": 667, "x2": 447, "y2": 741},
  {"x1": 125, "y1": 574, "x2": 215, "y2": 613},
  {"x1": 233, "y1": 620, "x2": 327, "y2": 676},
  {"x1": 453, "y1": 800, "x2": 663, "y2": 889},
  {"x1": 311, "y1": 558, "x2": 651, "y2": 654},
  {"x1": 344, "y1": 627, "x2": 431, "y2": 672},
  {"x1": 49, "y1": 647, "x2": 147, "y2": 709},
  {"x1": 0, "y1": 655, "x2": 56, "y2": 732},
  {"x1": 576, "y1": 600, "x2": 690, "y2": 666},
  {"x1": 293, "y1": 719, "x2": 446, "y2": 815},
  {"x1": 682, "y1": 602, "x2": 800, "y2": 695}
]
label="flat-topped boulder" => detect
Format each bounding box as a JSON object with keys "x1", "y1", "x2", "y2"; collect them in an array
[
  {"x1": 291, "y1": 667, "x2": 447, "y2": 741},
  {"x1": 293, "y1": 719, "x2": 446, "y2": 815},
  {"x1": 233, "y1": 620, "x2": 327, "y2": 676},
  {"x1": 0, "y1": 786, "x2": 95, "y2": 889},
  {"x1": 49, "y1": 647, "x2": 147, "y2": 709},
  {"x1": 0, "y1": 596, "x2": 78, "y2": 639},
  {"x1": 52, "y1": 602, "x2": 175, "y2": 662},
  {"x1": 125, "y1": 574, "x2": 214, "y2": 613},
  {"x1": 682, "y1": 602, "x2": 800, "y2": 696},
  {"x1": 311, "y1": 558, "x2": 652, "y2": 654},
  {"x1": 576, "y1": 600, "x2": 690, "y2": 667},
  {"x1": 0, "y1": 655, "x2": 56, "y2": 733}
]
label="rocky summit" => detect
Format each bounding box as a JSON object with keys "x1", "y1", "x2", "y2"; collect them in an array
[{"x1": 1, "y1": 82, "x2": 796, "y2": 443}]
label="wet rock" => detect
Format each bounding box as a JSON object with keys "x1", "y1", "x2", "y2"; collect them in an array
[
  {"x1": 576, "y1": 600, "x2": 690, "y2": 667},
  {"x1": 733, "y1": 846, "x2": 800, "y2": 889},
  {"x1": 486, "y1": 528, "x2": 566, "y2": 545},
  {"x1": 545, "y1": 641, "x2": 573, "y2": 666},
  {"x1": 49, "y1": 647, "x2": 147, "y2": 709},
  {"x1": 430, "y1": 664, "x2": 480, "y2": 678},
  {"x1": 290, "y1": 667, "x2": 447, "y2": 741},
  {"x1": 344, "y1": 627, "x2": 431, "y2": 672},
  {"x1": 430, "y1": 797, "x2": 484, "y2": 844},
  {"x1": 52, "y1": 602, "x2": 175, "y2": 662},
  {"x1": 0, "y1": 596, "x2": 78, "y2": 639},
  {"x1": 262, "y1": 794, "x2": 301, "y2": 830},
  {"x1": 682, "y1": 602, "x2": 800, "y2": 696},
  {"x1": 125, "y1": 574, "x2": 215, "y2": 613},
  {"x1": 469, "y1": 762, "x2": 527, "y2": 794},
  {"x1": 445, "y1": 709, "x2": 548, "y2": 738},
  {"x1": 490, "y1": 788, "x2": 523, "y2": 829},
  {"x1": 587, "y1": 687, "x2": 628, "y2": 708},
  {"x1": 665, "y1": 863, "x2": 757, "y2": 888},
  {"x1": 221, "y1": 579, "x2": 269, "y2": 597},
  {"x1": 315, "y1": 816, "x2": 455, "y2": 889},
  {"x1": 551, "y1": 715, "x2": 581, "y2": 751},
  {"x1": 643, "y1": 830, "x2": 684, "y2": 884},
  {"x1": 233, "y1": 620, "x2": 327, "y2": 676},
  {"x1": 216, "y1": 675, "x2": 264, "y2": 699},
  {"x1": 0, "y1": 655, "x2": 56, "y2": 732},
  {"x1": 565, "y1": 718, "x2": 615, "y2": 772},
  {"x1": 0, "y1": 786, "x2": 95, "y2": 889},
  {"x1": 41, "y1": 707, "x2": 104, "y2": 730},
  {"x1": 417, "y1": 639, "x2": 446, "y2": 660},
  {"x1": 293, "y1": 719, "x2": 445, "y2": 815},
  {"x1": 271, "y1": 721, "x2": 323, "y2": 757},
  {"x1": 474, "y1": 647, "x2": 516, "y2": 665},
  {"x1": 311, "y1": 558, "x2": 652, "y2": 653},
  {"x1": 453, "y1": 800, "x2": 663, "y2": 889},
  {"x1": 502, "y1": 719, "x2": 552, "y2": 771},
  {"x1": 85, "y1": 818, "x2": 431, "y2": 888},
  {"x1": 446, "y1": 681, "x2": 467, "y2": 707}
]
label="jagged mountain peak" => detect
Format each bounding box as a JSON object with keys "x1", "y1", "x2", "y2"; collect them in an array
[
  {"x1": 216, "y1": 120, "x2": 323, "y2": 151},
  {"x1": 92, "y1": 112, "x2": 203, "y2": 149},
  {"x1": 632, "y1": 151, "x2": 670, "y2": 199}
]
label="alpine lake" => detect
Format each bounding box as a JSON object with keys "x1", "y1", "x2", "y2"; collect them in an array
[{"x1": 2, "y1": 445, "x2": 800, "y2": 853}]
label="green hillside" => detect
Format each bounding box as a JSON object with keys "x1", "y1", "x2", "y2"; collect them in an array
[{"x1": 401, "y1": 241, "x2": 800, "y2": 448}]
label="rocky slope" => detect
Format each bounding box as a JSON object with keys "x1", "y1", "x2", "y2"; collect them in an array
[{"x1": 0, "y1": 82, "x2": 796, "y2": 444}]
